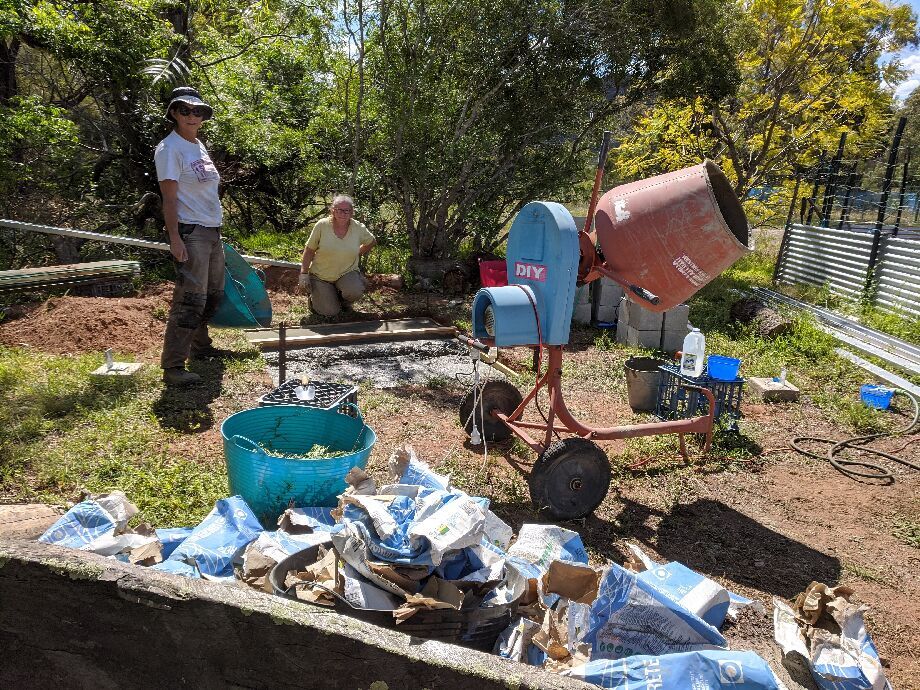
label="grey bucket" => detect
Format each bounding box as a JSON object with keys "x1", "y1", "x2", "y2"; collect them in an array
[{"x1": 624, "y1": 357, "x2": 666, "y2": 412}]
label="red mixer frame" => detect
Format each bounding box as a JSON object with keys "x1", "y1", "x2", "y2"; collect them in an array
[
  {"x1": 459, "y1": 336, "x2": 715, "y2": 520},
  {"x1": 455, "y1": 132, "x2": 750, "y2": 520}
]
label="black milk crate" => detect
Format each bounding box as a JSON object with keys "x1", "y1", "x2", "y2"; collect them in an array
[
  {"x1": 655, "y1": 364, "x2": 743, "y2": 431},
  {"x1": 259, "y1": 378, "x2": 359, "y2": 416}
]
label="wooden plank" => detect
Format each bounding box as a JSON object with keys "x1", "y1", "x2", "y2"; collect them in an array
[
  {"x1": 0, "y1": 504, "x2": 62, "y2": 539},
  {"x1": 245, "y1": 317, "x2": 457, "y2": 348}
]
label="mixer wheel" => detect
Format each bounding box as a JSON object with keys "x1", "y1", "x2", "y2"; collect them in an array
[
  {"x1": 459, "y1": 380, "x2": 522, "y2": 442},
  {"x1": 529, "y1": 438, "x2": 611, "y2": 520}
]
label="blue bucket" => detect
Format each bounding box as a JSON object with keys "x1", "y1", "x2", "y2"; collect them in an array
[
  {"x1": 212, "y1": 243, "x2": 273, "y2": 328},
  {"x1": 860, "y1": 384, "x2": 894, "y2": 410},
  {"x1": 221, "y1": 404, "x2": 375, "y2": 525}
]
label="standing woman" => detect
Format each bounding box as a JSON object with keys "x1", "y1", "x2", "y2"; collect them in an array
[
  {"x1": 299, "y1": 195, "x2": 376, "y2": 317},
  {"x1": 155, "y1": 86, "x2": 225, "y2": 386}
]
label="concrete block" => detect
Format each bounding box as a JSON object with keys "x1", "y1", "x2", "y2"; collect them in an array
[
  {"x1": 91, "y1": 362, "x2": 144, "y2": 377},
  {"x1": 616, "y1": 319, "x2": 629, "y2": 344},
  {"x1": 625, "y1": 326, "x2": 662, "y2": 349},
  {"x1": 663, "y1": 303, "x2": 690, "y2": 331},
  {"x1": 749, "y1": 376, "x2": 800, "y2": 402},
  {"x1": 597, "y1": 278, "x2": 624, "y2": 307},
  {"x1": 572, "y1": 303, "x2": 592, "y2": 324},
  {"x1": 596, "y1": 303, "x2": 618, "y2": 323},
  {"x1": 661, "y1": 329, "x2": 686, "y2": 354},
  {"x1": 620, "y1": 298, "x2": 664, "y2": 331},
  {"x1": 574, "y1": 283, "x2": 591, "y2": 306}
]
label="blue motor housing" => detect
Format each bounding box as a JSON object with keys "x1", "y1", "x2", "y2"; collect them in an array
[{"x1": 471, "y1": 201, "x2": 580, "y2": 346}]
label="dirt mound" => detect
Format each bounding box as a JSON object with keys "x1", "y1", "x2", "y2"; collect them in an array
[{"x1": 0, "y1": 285, "x2": 172, "y2": 356}]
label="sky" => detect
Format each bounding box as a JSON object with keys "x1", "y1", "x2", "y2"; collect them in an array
[{"x1": 893, "y1": 1, "x2": 920, "y2": 100}]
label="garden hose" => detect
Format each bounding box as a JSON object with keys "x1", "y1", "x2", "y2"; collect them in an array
[{"x1": 791, "y1": 390, "x2": 920, "y2": 482}]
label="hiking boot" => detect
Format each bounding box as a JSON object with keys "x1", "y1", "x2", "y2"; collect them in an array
[{"x1": 163, "y1": 367, "x2": 201, "y2": 386}]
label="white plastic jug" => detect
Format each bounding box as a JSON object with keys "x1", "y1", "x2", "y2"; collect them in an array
[{"x1": 680, "y1": 328, "x2": 706, "y2": 378}]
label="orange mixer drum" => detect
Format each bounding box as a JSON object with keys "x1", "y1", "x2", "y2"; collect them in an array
[{"x1": 594, "y1": 160, "x2": 751, "y2": 312}]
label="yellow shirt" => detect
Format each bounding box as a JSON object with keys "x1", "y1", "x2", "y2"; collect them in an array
[{"x1": 305, "y1": 217, "x2": 375, "y2": 282}]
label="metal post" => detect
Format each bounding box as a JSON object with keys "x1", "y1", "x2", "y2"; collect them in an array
[
  {"x1": 837, "y1": 166, "x2": 857, "y2": 229},
  {"x1": 893, "y1": 148, "x2": 911, "y2": 236},
  {"x1": 278, "y1": 322, "x2": 287, "y2": 385},
  {"x1": 875, "y1": 117, "x2": 907, "y2": 231},
  {"x1": 773, "y1": 174, "x2": 802, "y2": 284},
  {"x1": 867, "y1": 117, "x2": 907, "y2": 296},
  {"x1": 805, "y1": 152, "x2": 825, "y2": 226},
  {"x1": 820, "y1": 132, "x2": 847, "y2": 227}
]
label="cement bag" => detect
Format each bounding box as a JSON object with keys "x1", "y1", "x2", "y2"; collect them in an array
[
  {"x1": 407, "y1": 490, "x2": 487, "y2": 565},
  {"x1": 584, "y1": 562, "x2": 726, "y2": 659},
  {"x1": 277, "y1": 506, "x2": 337, "y2": 532},
  {"x1": 773, "y1": 598, "x2": 890, "y2": 690},
  {"x1": 156, "y1": 496, "x2": 262, "y2": 578},
  {"x1": 507, "y1": 524, "x2": 589, "y2": 580},
  {"x1": 156, "y1": 527, "x2": 193, "y2": 559},
  {"x1": 389, "y1": 444, "x2": 451, "y2": 490},
  {"x1": 627, "y1": 544, "x2": 730, "y2": 628},
  {"x1": 39, "y1": 491, "x2": 137, "y2": 551},
  {"x1": 565, "y1": 650, "x2": 784, "y2": 689}
]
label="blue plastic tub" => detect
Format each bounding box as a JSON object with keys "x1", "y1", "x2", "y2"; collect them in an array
[
  {"x1": 221, "y1": 404, "x2": 375, "y2": 525},
  {"x1": 706, "y1": 355, "x2": 741, "y2": 381},
  {"x1": 860, "y1": 384, "x2": 894, "y2": 410}
]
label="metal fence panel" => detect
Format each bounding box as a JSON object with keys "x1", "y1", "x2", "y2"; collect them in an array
[
  {"x1": 775, "y1": 224, "x2": 873, "y2": 294},
  {"x1": 775, "y1": 223, "x2": 920, "y2": 317},
  {"x1": 875, "y1": 235, "x2": 920, "y2": 317}
]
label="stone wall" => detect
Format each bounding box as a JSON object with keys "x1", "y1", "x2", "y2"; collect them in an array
[{"x1": 0, "y1": 539, "x2": 590, "y2": 690}]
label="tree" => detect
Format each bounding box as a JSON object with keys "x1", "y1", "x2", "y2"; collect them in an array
[
  {"x1": 364, "y1": 0, "x2": 743, "y2": 263},
  {"x1": 613, "y1": 0, "x2": 917, "y2": 225}
]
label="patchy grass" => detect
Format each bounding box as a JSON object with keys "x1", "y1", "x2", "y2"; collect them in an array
[
  {"x1": 892, "y1": 515, "x2": 920, "y2": 549},
  {"x1": 0, "y1": 346, "x2": 230, "y2": 526},
  {"x1": 843, "y1": 561, "x2": 889, "y2": 585}
]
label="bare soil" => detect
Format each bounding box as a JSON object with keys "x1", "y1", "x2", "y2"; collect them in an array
[{"x1": 2, "y1": 280, "x2": 918, "y2": 687}]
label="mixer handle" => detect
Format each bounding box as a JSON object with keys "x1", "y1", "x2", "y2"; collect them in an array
[
  {"x1": 456, "y1": 334, "x2": 489, "y2": 352},
  {"x1": 628, "y1": 284, "x2": 661, "y2": 306},
  {"x1": 597, "y1": 130, "x2": 612, "y2": 168}
]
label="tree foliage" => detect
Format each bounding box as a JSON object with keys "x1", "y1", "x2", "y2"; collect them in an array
[
  {"x1": 613, "y1": 0, "x2": 916, "y2": 225},
  {"x1": 1, "y1": 0, "x2": 915, "y2": 268}
]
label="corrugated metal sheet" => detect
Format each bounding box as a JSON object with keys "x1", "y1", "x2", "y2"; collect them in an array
[
  {"x1": 775, "y1": 223, "x2": 920, "y2": 317},
  {"x1": 775, "y1": 224, "x2": 872, "y2": 295},
  {"x1": 875, "y1": 234, "x2": 920, "y2": 317}
]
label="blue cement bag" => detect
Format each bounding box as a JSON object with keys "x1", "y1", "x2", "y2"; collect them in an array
[
  {"x1": 507, "y1": 524, "x2": 588, "y2": 581},
  {"x1": 396, "y1": 456, "x2": 450, "y2": 491},
  {"x1": 38, "y1": 492, "x2": 136, "y2": 551},
  {"x1": 626, "y1": 544, "x2": 742, "y2": 628},
  {"x1": 39, "y1": 500, "x2": 119, "y2": 549},
  {"x1": 637, "y1": 561, "x2": 731, "y2": 629},
  {"x1": 155, "y1": 496, "x2": 262, "y2": 578},
  {"x1": 565, "y1": 650, "x2": 783, "y2": 689},
  {"x1": 584, "y1": 562, "x2": 726, "y2": 659},
  {"x1": 155, "y1": 527, "x2": 194, "y2": 560}
]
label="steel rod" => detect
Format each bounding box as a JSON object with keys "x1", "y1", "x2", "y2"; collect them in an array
[{"x1": 0, "y1": 219, "x2": 300, "y2": 268}]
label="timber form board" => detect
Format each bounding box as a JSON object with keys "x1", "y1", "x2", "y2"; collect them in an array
[{"x1": 245, "y1": 317, "x2": 457, "y2": 349}]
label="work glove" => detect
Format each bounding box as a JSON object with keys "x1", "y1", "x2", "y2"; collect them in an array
[{"x1": 298, "y1": 273, "x2": 311, "y2": 294}]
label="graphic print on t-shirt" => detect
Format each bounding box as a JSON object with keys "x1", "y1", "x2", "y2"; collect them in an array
[{"x1": 191, "y1": 157, "x2": 219, "y2": 182}]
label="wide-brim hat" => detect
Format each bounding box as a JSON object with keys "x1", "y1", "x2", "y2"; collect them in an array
[{"x1": 165, "y1": 86, "x2": 213, "y2": 122}]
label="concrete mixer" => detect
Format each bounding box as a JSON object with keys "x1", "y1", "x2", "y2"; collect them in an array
[{"x1": 459, "y1": 155, "x2": 751, "y2": 520}]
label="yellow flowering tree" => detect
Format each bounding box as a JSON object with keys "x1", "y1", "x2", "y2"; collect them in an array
[{"x1": 613, "y1": 0, "x2": 916, "y2": 224}]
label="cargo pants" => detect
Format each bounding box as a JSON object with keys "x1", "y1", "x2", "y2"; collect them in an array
[
  {"x1": 309, "y1": 270, "x2": 366, "y2": 317},
  {"x1": 161, "y1": 224, "x2": 225, "y2": 370}
]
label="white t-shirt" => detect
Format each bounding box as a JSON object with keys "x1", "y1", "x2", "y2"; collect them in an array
[{"x1": 154, "y1": 130, "x2": 223, "y2": 227}]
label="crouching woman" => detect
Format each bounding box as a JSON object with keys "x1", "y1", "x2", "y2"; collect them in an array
[{"x1": 299, "y1": 195, "x2": 376, "y2": 317}]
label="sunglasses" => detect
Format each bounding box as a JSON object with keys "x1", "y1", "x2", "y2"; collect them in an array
[{"x1": 175, "y1": 105, "x2": 206, "y2": 117}]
